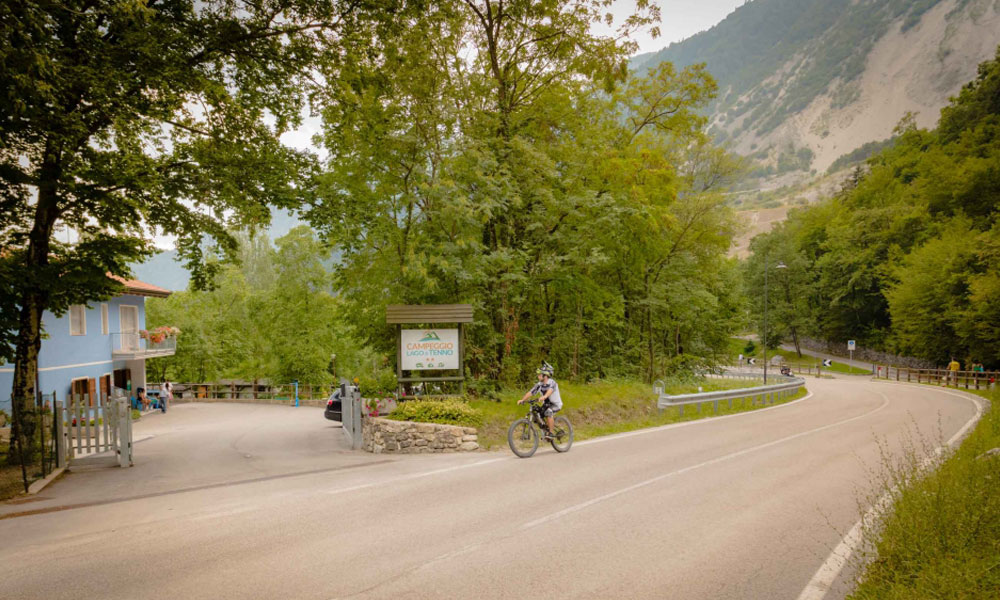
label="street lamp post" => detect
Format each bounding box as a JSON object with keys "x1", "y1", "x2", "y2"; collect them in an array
[{"x1": 763, "y1": 258, "x2": 787, "y2": 384}]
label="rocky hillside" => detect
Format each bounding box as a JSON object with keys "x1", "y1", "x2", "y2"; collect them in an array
[{"x1": 633, "y1": 0, "x2": 1000, "y2": 173}]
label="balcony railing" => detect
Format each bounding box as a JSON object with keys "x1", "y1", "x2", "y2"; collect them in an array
[{"x1": 111, "y1": 332, "x2": 176, "y2": 359}]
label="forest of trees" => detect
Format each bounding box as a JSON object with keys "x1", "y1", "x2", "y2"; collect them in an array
[
  {"x1": 129, "y1": 0, "x2": 749, "y2": 388},
  {"x1": 745, "y1": 47, "x2": 1000, "y2": 368},
  {"x1": 145, "y1": 227, "x2": 380, "y2": 386}
]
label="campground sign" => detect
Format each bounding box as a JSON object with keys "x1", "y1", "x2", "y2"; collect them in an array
[
  {"x1": 387, "y1": 304, "x2": 473, "y2": 393},
  {"x1": 401, "y1": 328, "x2": 459, "y2": 371}
]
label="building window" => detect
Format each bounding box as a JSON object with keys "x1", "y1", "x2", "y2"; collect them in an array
[
  {"x1": 69, "y1": 304, "x2": 87, "y2": 336},
  {"x1": 101, "y1": 303, "x2": 109, "y2": 335}
]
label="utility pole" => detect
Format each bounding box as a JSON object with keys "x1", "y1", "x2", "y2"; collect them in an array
[
  {"x1": 764, "y1": 258, "x2": 769, "y2": 384},
  {"x1": 763, "y1": 256, "x2": 787, "y2": 384}
]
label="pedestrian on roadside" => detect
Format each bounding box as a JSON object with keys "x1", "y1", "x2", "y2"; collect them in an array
[
  {"x1": 947, "y1": 357, "x2": 961, "y2": 386},
  {"x1": 137, "y1": 387, "x2": 149, "y2": 411},
  {"x1": 162, "y1": 380, "x2": 172, "y2": 413}
]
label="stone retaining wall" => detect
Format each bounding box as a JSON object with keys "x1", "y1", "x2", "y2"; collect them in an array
[{"x1": 362, "y1": 417, "x2": 479, "y2": 454}]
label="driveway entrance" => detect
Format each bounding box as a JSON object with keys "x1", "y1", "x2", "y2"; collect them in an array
[{"x1": 2, "y1": 403, "x2": 382, "y2": 516}]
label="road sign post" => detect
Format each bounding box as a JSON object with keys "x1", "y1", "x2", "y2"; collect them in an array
[{"x1": 847, "y1": 340, "x2": 855, "y2": 366}]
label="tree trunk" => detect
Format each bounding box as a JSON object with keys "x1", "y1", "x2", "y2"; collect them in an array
[
  {"x1": 791, "y1": 326, "x2": 802, "y2": 358},
  {"x1": 9, "y1": 143, "x2": 61, "y2": 466},
  {"x1": 646, "y1": 306, "x2": 654, "y2": 383}
]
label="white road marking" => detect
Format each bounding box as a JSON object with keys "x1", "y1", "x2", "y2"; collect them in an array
[
  {"x1": 795, "y1": 384, "x2": 985, "y2": 600},
  {"x1": 321, "y1": 390, "x2": 819, "y2": 498},
  {"x1": 520, "y1": 391, "x2": 887, "y2": 531},
  {"x1": 324, "y1": 457, "x2": 509, "y2": 497}
]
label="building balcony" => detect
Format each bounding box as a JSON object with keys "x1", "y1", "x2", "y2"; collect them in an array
[{"x1": 111, "y1": 332, "x2": 177, "y2": 360}]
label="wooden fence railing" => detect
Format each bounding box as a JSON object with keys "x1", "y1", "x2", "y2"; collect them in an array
[
  {"x1": 873, "y1": 367, "x2": 998, "y2": 391},
  {"x1": 146, "y1": 382, "x2": 339, "y2": 406}
]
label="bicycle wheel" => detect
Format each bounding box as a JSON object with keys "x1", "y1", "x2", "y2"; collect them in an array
[
  {"x1": 507, "y1": 418, "x2": 539, "y2": 458},
  {"x1": 549, "y1": 416, "x2": 574, "y2": 452}
]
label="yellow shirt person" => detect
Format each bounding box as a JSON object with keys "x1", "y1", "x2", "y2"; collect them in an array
[{"x1": 946, "y1": 358, "x2": 961, "y2": 385}]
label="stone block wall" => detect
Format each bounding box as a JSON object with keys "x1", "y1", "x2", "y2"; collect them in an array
[{"x1": 362, "y1": 417, "x2": 479, "y2": 454}]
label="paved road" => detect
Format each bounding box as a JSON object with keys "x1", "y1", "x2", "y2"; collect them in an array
[
  {"x1": 0, "y1": 379, "x2": 981, "y2": 600},
  {"x1": 779, "y1": 344, "x2": 873, "y2": 372}
]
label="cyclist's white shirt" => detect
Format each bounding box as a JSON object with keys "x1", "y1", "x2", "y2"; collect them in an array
[{"x1": 530, "y1": 378, "x2": 562, "y2": 410}]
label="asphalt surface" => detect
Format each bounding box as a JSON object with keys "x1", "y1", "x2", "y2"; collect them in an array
[
  {"x1": 0, "y1": 378, "x2": 981, "y2": 600},
  {"x1": 779, "y1": 344, "x2": 874, "y2": 372}
]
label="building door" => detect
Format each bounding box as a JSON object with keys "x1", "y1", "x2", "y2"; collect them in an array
[{"x1": 119, "y1": 305, "x2": 139, "y2": 350}]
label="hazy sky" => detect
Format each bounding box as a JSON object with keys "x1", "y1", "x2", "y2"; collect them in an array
[{"x1": 599, "y1": 0, "x2": 746, "y2": 54}]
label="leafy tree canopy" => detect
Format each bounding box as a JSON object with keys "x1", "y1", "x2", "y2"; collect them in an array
[{"x1": 304, "y1": 0, "x2": 744, "y2": 383}]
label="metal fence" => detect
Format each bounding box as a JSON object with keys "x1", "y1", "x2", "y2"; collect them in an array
[
  {"x1": 0, "y1": 392, "x2": 60, "y2": 498},
  {"x1": 873, "y1": 366, "x2": 997, "y2": 391},
  {"x1": 656, "y1": 374, "x2": 806, "y2": 417}
]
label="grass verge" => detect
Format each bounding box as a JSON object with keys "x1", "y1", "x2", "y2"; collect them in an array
[
  {"x1": 467, "y1": 379, "x2": 807, "y2": 449},
  {"x1": 848, "y1": 386, "x2": 998, "y2": 599}
]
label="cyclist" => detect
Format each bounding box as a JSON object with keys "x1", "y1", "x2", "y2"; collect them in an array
[{"x1": 518, "y1": 362, "x2": 562, "y2": 439}]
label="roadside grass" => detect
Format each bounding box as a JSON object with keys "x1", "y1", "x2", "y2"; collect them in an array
[
  {"x1": 467, "y1": 379, "x2": 807, "y2": 450},
  {"x1": 0, "y1": 433, "x2": 36, "y2": 501},
  {"x1": 728, "y1": 337, "x2": 871, "y2": 374},
  {"x1": 848, "y1": 386, "x2": 999, "y2": 599}
]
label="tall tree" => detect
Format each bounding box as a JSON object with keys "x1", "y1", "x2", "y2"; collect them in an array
[
  {"x1": 306, "y1": 0, "x2": 740, "y2": 383},
  {"x1": 0, "y1": 0, "x2": 398, "y2": 459}
]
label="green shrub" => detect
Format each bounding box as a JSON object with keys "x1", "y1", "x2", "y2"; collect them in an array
[
  {"x1": 660, "y1": 353, "x2": 715, "y2": 382},
  {"x1": 390, "y1": 399, "x2": 482, "y2": 427},
  {"x1": 358, "y1": 369, "x2": 398, "y2": 397},
  {"x1": 130, "y1": 409, "x2": 141, "y2": 420},
  {"x1": 465, "y1": 377, "x2": 502, "y2": 402}
]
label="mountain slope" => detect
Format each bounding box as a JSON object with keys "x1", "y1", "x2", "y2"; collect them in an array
[
  {"x1": 633, "y1": 0, "x2": 1000, "y2": 171},
  {"x1": 130, "y1": 208, "x2": 307, "y2": 291}
]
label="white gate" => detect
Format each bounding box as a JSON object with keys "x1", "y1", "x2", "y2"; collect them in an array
[{"x1": 58, "y1": 390, "x2": 133, "y2": 467}]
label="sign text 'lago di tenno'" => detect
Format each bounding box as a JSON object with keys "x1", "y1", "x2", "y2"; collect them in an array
[{"x1": 400, "y1": 329, "x2": 460, "y2": 371}]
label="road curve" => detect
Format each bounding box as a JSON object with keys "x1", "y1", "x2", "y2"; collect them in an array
[{"x1": 0, "y1": 378, "x2": 981, "y2": 600}]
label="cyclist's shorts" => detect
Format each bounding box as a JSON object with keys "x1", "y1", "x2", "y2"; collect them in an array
[{"x1": 542, "y1": 402, "x2": 560, "y2": 418}]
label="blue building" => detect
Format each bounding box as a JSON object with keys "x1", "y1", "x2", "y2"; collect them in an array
[{"x1": 0, "y1": 277, "x2": 174, "y2": 413}]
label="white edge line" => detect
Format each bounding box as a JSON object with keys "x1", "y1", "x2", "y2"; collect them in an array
[
  {"x1": 319, "y1": 390, "x2": 818, "y2": 499},
  {"x1": 795, "y1": 383, "x2": 986, "y2": 600},
  {"x1": 520, "y1": 391, "x2": 886, "y2": 531}
]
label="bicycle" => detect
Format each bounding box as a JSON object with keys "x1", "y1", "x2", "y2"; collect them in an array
[{"x1": 507, "y1": 397, "x2": 573, "y2": 458}]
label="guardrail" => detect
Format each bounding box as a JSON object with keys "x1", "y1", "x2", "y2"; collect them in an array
[{"x1": 656, "y1": 373, "x2": 806, "y2": 416}]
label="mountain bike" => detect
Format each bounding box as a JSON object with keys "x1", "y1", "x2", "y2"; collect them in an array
[{"x1": 507, "y1": 397, "x2": 573, "y2": 458}]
